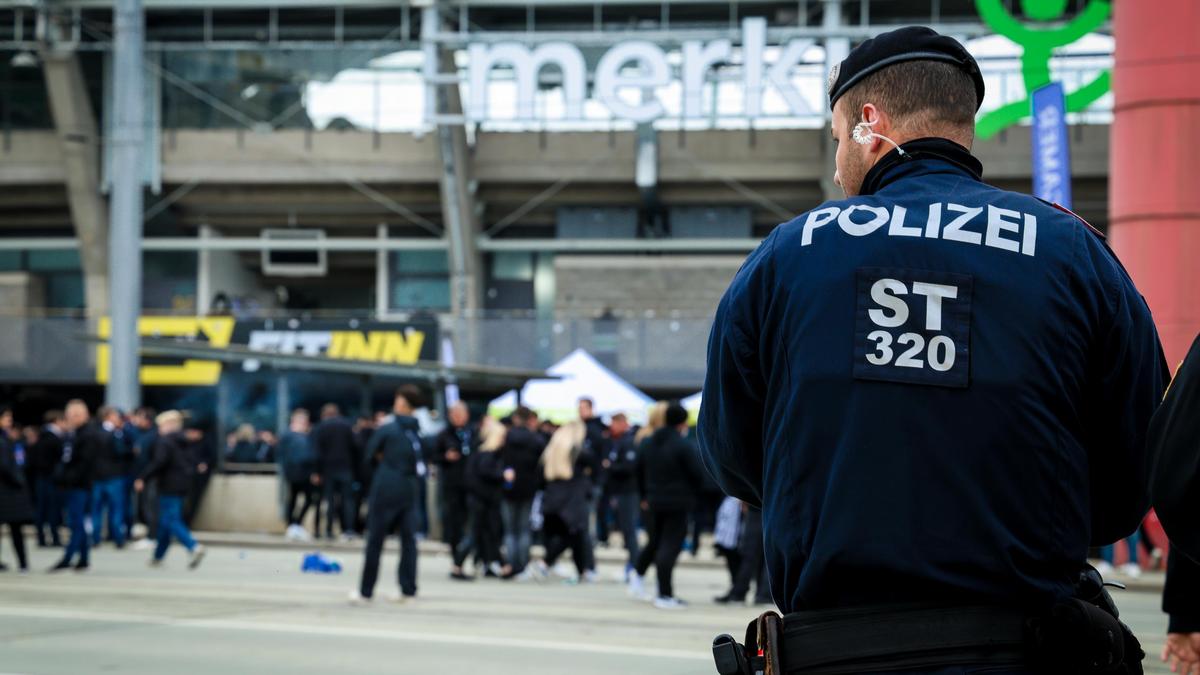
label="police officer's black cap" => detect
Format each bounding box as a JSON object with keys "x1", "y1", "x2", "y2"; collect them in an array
[{"x1": 827, "y1": 26, "x2": 985, "y2": 112}]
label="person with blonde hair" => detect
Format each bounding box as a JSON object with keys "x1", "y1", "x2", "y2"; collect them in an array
[
  {"x1": 134, "y1": 411, "x2": 206, "y2": 569},
  {"x1": 536, "y1": 420, "x2": 594, "y2": 580},
  {"x1": 635, "y1": 402, "x2": 668, "y2": 445},
  {"x1": 453, "y1": 417, "x2": 507, "y2": 579}
]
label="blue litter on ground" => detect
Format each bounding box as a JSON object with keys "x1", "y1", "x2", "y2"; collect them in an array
[{"x1": 301, "y1": 552, "x2": 343, "y2": 574}]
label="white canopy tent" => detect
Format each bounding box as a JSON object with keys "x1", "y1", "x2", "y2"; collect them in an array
[
  {"x1": 681, "y1": 391, "x2": 703, "y2": 424},
  {"x1": 488, "y1": 349, "x2": 654, "y2": 425}
]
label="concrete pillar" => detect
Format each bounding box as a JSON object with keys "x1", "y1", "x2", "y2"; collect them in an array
[
  {"x1": 106, "y1": 0, "x2": 146, "y2": 410},
  {"x1": 820, "y1": 0, "x2": 849, "y2": 203},
  {"x1": 39, "y1": 17, "x2": 109, "y2": 316},
  {"x1": 1109, "y1": 0, "x2": 1200, "y2": 366},
  {"x1": 423, "y1": 5, "x2": 482, "y2": 317}
]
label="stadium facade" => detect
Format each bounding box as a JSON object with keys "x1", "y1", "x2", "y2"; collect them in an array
[{"x1": 0, "y1": 0, "x2": 1122, "y2": 434}]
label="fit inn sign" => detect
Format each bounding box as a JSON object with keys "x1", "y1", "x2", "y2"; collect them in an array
[{"x1": 464, "y1": 18, "x2": 818, "y2": 124}]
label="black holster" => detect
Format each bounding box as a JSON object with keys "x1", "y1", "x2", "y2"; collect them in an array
[
  {"x1": 1024, "y1": 567, "x2": 1145, "y2": 675},
  {"x1": 713, "y1": 611, "x2": 783, "y2": 675}
]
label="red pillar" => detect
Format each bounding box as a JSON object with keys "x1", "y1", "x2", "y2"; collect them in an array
[{"x1": 1110, "y1": 0, "x2": 1200, "y2": 367}]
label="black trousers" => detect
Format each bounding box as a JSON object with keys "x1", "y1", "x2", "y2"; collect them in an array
[
  {"x1": 453, "y1": 495, "x2": 503, "y2": 569},
  {"x1": 441, "y1": 483, "x2": 469, "y2": 552},
  {"x1": 542, "y1": 513, "x2": 589, "y2": 575},
  {"x1": 359, "y1": 498, "x2": 417, "y2": 598},
  {"x1": 2, "y1": 522, "x2": 27, "y2": 569},
  {"x1": 730, "y1": 507, "x2": 771, "y2": 603},
  {"x1": 635, "y1": 508, "x2": 689, "y2": 599},
  {"x1": 323, "y1": 472, "x2": 356, "y2": 537},
  {"x1": 33, "y1": 478, "x2": 61, "y2": 546},
  {"x1": 287, "y1": 480, "x2": 318, "y2": 528}
]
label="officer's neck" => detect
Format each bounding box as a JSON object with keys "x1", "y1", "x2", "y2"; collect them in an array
[{"x1": 859, "y1": 136, "x2": 982, "y2": 196}]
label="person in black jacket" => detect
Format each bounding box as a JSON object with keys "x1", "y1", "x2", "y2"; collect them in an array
[
  {"x1": 538, "y1": 420, "x2": 594, "y2": 580},
  {"x1": 499, "y1": 406, "x2": 546, "y2": 579},
  {"x1": 352, "y1": 386, "x2": 425, "y2": 603},
  {"x1": 311, "y1": 403, "x2": 360, "y2": 540},
  {"x1": 453, "y1": 417, "x2": 507, "y2": 579},
  {"x1": 89, "y1": 406, "x2": 130, "y2": 548},
  {"x1": 29, "y1": 410, "x2": 65, "y2": 548},
  {"x1": 1147, "y1": 334, "x2": 1200, "y2": 674},
  {"x1": 0, "y1": 407, "x2": 33, "y2": 571},
  {"x1": 135, "y1": 410, "x2": 206, "y2": 569},
  {"x1": 630, "y1": 403, "x2": 704, "y2": 609},
  {"x1": 50, "y1": 399, "x2": 98, "y2": 572},
  {"x1": 602, "y1": 413, "x2": 640, "y2": 580},
  {"x1": 434, "y1": 402, "x2": 476, "y2": 579}
]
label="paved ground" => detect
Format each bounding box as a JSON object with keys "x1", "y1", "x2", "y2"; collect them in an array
[{"x1": 0, "y1": 543, "x2": 1174, "y2": 675}]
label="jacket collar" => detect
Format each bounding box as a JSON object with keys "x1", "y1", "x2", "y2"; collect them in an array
[{"x1": 859, "y1": 137, "x2": 983, "y2": 196}]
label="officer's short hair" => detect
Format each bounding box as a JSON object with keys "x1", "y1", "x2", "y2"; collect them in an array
[{"x1": 839, "y1": 60, "x2": 977, "y2": 141}]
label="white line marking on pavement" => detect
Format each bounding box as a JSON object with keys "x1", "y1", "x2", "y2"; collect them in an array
[{"x1": 0, "y1": 606, "x2": 708, "y2": 662}]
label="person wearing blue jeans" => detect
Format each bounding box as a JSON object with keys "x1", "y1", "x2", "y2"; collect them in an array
[
  {"x1": 91, "y1": 477, "x2": 126, "y2": 548},
  {"x1": 89, "y1": 407, "x2": 130, "y2": 548},
  {"x1": 57, "y1": 489, "x2": 90, "y2": 570},
  {"x1": 153, "y1": 495, "x2": 198, "y2": 563},
  {"x1": 50, "y1": 400, "x2": 99, "y2": 572},
  {"x1": 135, "y1": 411, "x2": 206, "y2": 569}
]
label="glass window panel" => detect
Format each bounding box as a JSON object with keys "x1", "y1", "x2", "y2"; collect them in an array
[
  {"x1": 391, "y1": 278, "x2": 449, "y2": 311},
  {"x1": 27, "y1": 250, "x2": 80, "y2": 272},
  {"x1": 493, "y1": 251, "x2": 533, "y2": 281}
]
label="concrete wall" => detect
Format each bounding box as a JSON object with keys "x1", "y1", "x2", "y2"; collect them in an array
[
  {"x1": 193, "y1": 473, "x2": 287, "y2": 534},
  {"x1": 554, "y1": 254, "x2": 743, "y2": 317}
]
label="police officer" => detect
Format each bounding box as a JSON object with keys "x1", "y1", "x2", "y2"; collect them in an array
[
  {"x1": 352, "y1": 385, "x2": 426, "y2": 604},
  {"x1": 699, "y1": 26, "x2": 1167, "y2": 674}
]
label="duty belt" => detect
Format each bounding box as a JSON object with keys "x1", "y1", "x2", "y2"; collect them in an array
[{"x1": 714, "y1": 603, "x2": 1027, "y2": 675}]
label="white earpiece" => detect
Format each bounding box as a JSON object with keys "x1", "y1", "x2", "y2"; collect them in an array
[
  {"x1": 852, "y1": 121, "x2": 875, "y2": 145},
  {"x1": 851, "y1": 119, "x2": 908, "y2": 157}
]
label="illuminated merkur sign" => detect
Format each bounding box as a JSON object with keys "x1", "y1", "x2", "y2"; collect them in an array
[{"x1": 465, "y1": 18, "x2": 817, "y2": 124}]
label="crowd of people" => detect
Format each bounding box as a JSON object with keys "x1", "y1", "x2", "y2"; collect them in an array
[
  {"x1": 0, "y1": 388, "x2": 770, "y2": 610},
  {"x1": 0, "y1": 400, "x2": 210, "y2": 573},
  {"x1": 274, "y1": 387, "x2": 760, "y2": 609}
]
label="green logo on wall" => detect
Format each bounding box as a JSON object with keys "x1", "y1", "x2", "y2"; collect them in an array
[{"x1": 974, "y1": 0, "x2": 1111, "y2": 139}]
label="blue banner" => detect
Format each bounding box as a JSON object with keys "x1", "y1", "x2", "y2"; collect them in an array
[{"x1": 1030, "y1": 82, "x2": 1073, "y2": 209}]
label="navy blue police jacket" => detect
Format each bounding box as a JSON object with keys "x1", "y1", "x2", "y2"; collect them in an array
[{"x1": 698, "y1": 138, "x2": 1169, "y2": 615}]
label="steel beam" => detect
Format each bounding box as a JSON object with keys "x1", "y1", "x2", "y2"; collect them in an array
[
  {"x1": 39, "y1": 16, "x2": 110, "y2": 316},
  {"x1": 106, "y1": 0, "x2": 145, "y2": 410},
  {"x1": 424, "y1": 4, "x2": 481, "y2": 316}
]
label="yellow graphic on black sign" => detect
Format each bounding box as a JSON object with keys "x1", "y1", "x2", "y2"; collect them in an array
[
  {"x1": 326, "y1": 330, "x2": 426, "y2": 364},
  {"x1": 96, "y1": 317, "x2": 235, "y2": 386}
]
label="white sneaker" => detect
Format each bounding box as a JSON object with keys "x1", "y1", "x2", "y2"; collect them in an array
[
  {"x1": 132, "y1": 539, "x2": 154, "y2": 551},
  {"x1": 627, "y1": 572, "x2": 645, "y2": 599},
  {"x1": 1120, "y1": 563, "x2": 1142, "y2": 578},
  {"x1": 347, "y1": 590, "x2": 371, "y2": 606},
  {"x1": 188, "y1": 545, "x2": 207, "y2": 570},
  {"x1": 551, "y1": 562, "x2": 573, "y2": 578},
  {"x1": 582, "y1": 570, "x2": 599, "y2": 584},
  {"x1": 382, "y1": 590, "x2": 412, "y2": 604},
  {"x1": 487, "y1": 562, "x2": 504, "y2": 578},
  {"x1": 653, "y1": 596, "x2": 688, "y2": 610},
  {"x1": 285, "y1": 525, "x2": 305, "y2": 541}
]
